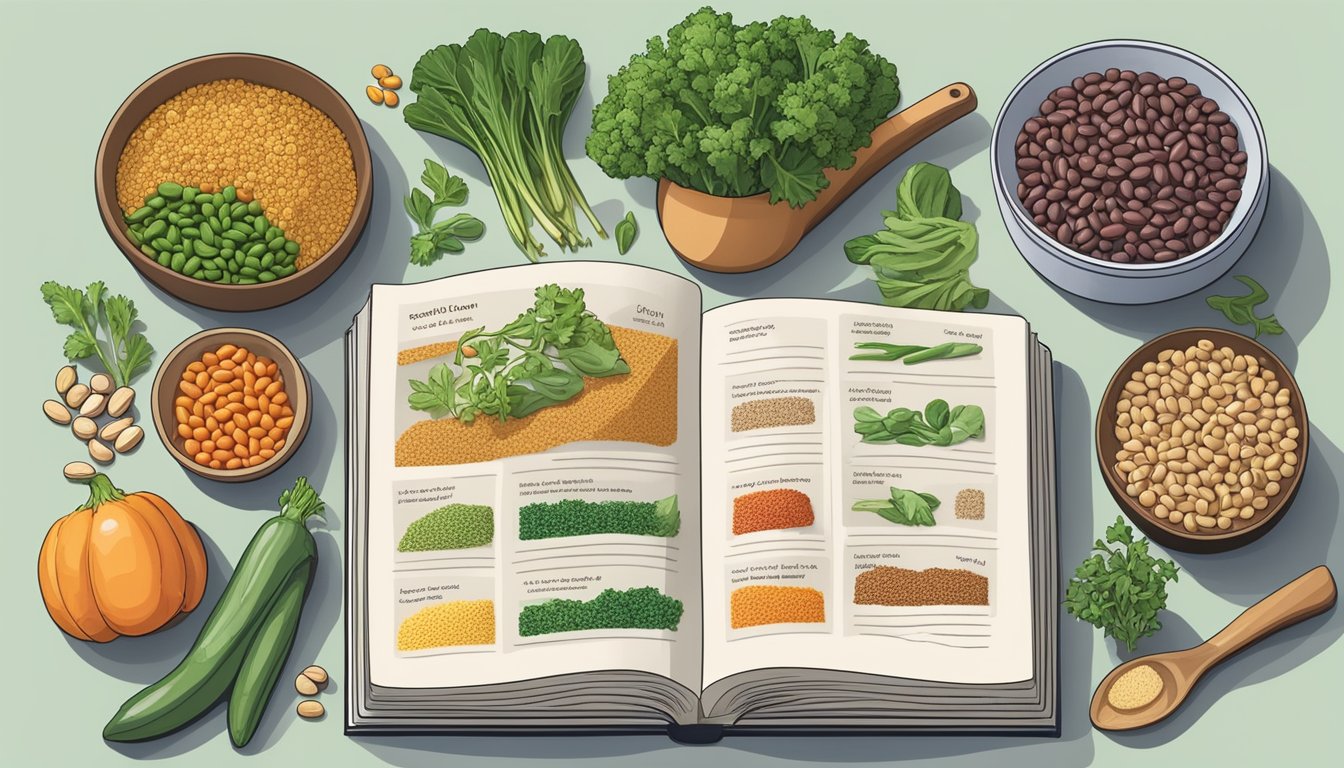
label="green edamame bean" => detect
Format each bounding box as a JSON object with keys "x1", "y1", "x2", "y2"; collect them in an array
[
  {"x1": 243, "y1": 256, "x2": 262, "y2": 270},
  {"x1": 127, "y1": 230, "x2": 142, "y2": 246},
  {"x1": 283, "y1": 240, "x2": 299, "y2": 255},
  {"x1": 265, "y1": 227, "x2": 281, "y2": 241},
  {"x1": 183, "y1": 256, "x2": 202, "y2": 274},
  {"x1": 181, "y1": 227, "x2": 200, "y2": 238},
  {"x1": 157, "y1": 182, "x2": 184, "y2": 199},
  {"x1": 240, "y1": 266, "x2": 259, "y2": 277},
  {"x1": 233, "y1": 221, "x2": 255, "y2": 237},
  {"x1": 247, "y1": 200, "x2": 262, "y2": 215},
  {"x1": 170, "y1": 252, "x2": 187, "y2": 271},
  {"x1": 166, "y1": 225, "x2": 180, "y2": 245},
  {"x1": 267, "y1": 236, "x2": 286, "y2": 251},
  {"x1": 220, "y1": 215, "x2": 232, "y2": 230},
  {"x1": 151, "y1": 237, "x2": 172, "y2": 251},
  {"x1": 237, "y1": 277, "x2": 258, "y2": 285},
  {"x1": 260, "y1": 253, "x2": 275, "y2": 270},
  {"x1": 182, "y1": 240, "x2": 195, "y2": 259},
  {"x1": 273, "y1": 264, "x2": 296, "y2": 278},
  {"x1": 254, "y1": 216, "x2": 269, "y2": 234},
  {"x1": 182, "y1": 187, "x2": 196, "y2": 203},
  {"x1": 257, "y1": 270, "x2": 277, "y2": 282},
  {"x1": 246, "y1": 243, "x2": 267, "y2": 259},
  {"x1": 223, "y1": 230, "x2": 247, "y2": 244},
  {"x1": 278, "y1": 252, "x2": 295, "y2": 267},
  {"x1": 195, "y1": 241, "x2": 219, "y2": 257},
  {"x1": 203, "y1": 269, "x2": 222, "y2": 280},
  {"x1": 232, "y1": 251, "x2": 245, "y2": 267},
  {"x1": 157, "y1": 249, "x2": 174, "y2": 263},
  {"x1": 146, "y1": 196, "x2": 166, "y2": 209},
  {"x1": 142, "y1": 220, "x2": 167, "y2": 240},
  {"x1": 179, "y1": 203, "x2": 196, "y2": 216},
  {"x1": 157, "y1": 252, "x2": 172, "y2": 267},
  {"x1": 212, "y1": 257, "x2": 229, "y2": 271},
  {"x1": 140, "y1": 244, "x2": 157, "y2": 259},
  {"x1": 230, "y1": 202, "x2": 247, "y2": 218},
  {"x1": 199, "y1": 223, "x2": 215, "y2": 245},
  {"x1": 211, "y1": 193, "x2": 224, "y2": 206},
  {"x1": 167, "y1": 212, "x2": 183, "y2": 225},
  {"x1": 201, "y1": 202, "x2": 215, "y2": 217},
  {"x1": 126, "y1": 206, "x2": 154, "y2": 223},
  {"x1": 223, "y1": 186, "x2": 237, "y2": 203}
]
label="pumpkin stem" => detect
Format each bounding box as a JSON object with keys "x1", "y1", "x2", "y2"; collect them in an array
[
  {"x1": 278, "y1": 476, "x2": 326, "y2": 525},
  {"x1": 82, "y1": 473, "x2": 126, "y2": 509}
]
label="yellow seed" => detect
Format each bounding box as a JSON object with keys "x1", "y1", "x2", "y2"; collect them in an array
[
  {"x1": 366, "y1": 85, "x2": 384, "y2": 105},
  {"x1": 371, "y1": 63, "x2": 392, "y2": 80},
  {"x1": 383, "y1": 90, "x2": 400, "y2": 108},
  {"x1": 379, "y1": 74, "x2": 402, "y2": 90}
]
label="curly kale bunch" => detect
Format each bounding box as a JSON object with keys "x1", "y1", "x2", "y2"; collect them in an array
[
  {"x1": 586, "y1": 6, "x2": 900, "y2": 207},
  {"x1": 519, "y1": 495, "x2": 680, "y2": 540}
]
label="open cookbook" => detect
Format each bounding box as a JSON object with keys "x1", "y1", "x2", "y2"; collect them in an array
[{"x1": 345, "y1": 261, "x2": 1058, "y2": 739}]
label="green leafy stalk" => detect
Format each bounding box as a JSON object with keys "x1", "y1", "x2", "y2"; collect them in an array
[
  {"x1": 853, "y1": 487, "x2": 940, "y2": 526},
  {"x1": 405, "y1": 30, "x2": 604, "y2": 262},
  {"x1": 1064, "y1": 516, "x2": 1178, "y2": 652},
  {"x1": 407, "y1": 284, "x2": 629, "y2": 424},
  {"x1": 279, "y1": 476, "x2": 326, "y2": 525},
  {"x1": 1206, "y1": 276, "x2": 1284, "y2": 338},
  {"x1": 40, "y1": 280, "x2": 154, "y2": 388}
]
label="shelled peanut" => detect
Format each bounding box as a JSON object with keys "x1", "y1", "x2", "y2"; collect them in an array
[
  {"x1": 44, "y1": 364, "x2": 142, "y2": 477},
  {"x1": 1112, "y1": 339, "x2": 1300, "y2": 533},
  {"x1": 175, "y1": 343, "x2": 294, "y2": 470}
]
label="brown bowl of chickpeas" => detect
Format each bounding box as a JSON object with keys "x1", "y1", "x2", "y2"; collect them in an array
[
  {"x1": 151, "y1": 327, "x2": 310, "y2": 482},
  {"x1": 1096, "y1": 328, "x2": 1308, "y2": 553}
]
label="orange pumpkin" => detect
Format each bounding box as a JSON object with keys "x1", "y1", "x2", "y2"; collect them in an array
[{"x1": 37, "y1": 473, "x2": 207, "y2": 642}]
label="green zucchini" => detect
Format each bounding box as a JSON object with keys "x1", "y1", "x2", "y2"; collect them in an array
[
  {"x1": 227, "y1": 558, "x2": 313, "y2": 747},
  {"x1": 103, "y1": 478, "x2": 324, "y2": 743}
]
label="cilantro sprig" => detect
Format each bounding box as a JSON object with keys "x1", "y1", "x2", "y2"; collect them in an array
[
  {"x1": 405, "y1": 159, "x2": 484, "y2": 267},
  {"x1": 407, "y1": 284, "x2": 630, "y2": 424},
  {"x1": 1065, "y1": 517, "x2": 1179, "y2": 652},
  {"x1": 1206, "y1": 275, "x2": 1284, "y2": 339},
  {"x1": 40, "y1": 281, "x2": 154, "y2": 388}
]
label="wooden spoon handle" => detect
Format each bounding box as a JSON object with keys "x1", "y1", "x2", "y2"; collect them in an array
[
  {"x1": 1204, "y1": 566, "x2": 1336, "y2": 662},
  {"x1": 804, "y1": 82, "x2": 978, "y2": 231}
]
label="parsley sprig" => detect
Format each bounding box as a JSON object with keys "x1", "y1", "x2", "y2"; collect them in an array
[
  {"x1": 40, "y1": 281, "x2": 154, "y2": 388},
  {"x1": 405, "y1": 159, "x2": 485, "y2": 266},
  {"x1": 407, "y1": 284, "x2": 630, "y2": 424},
  {"x1": 1064, "y1": 516, "x2": 1179, "y2": 652}
]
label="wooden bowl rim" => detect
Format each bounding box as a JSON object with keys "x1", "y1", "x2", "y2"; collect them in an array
[
  {"x1": 150, "y1": 327, "x2": 310, "y2": 482},
  {"x1": 1095, "y1": 327, "x2": 1309, "y2": 550},
  {"x1": 94, "y1": 52, "x2": 372, "y2": 309}
]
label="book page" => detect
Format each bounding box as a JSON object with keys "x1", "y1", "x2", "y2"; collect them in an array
[
  {"x1": 699, "y1": 299, "x2": 1033, "y2": 691},
  {"x1": 365, "y1": 262, "x2": 702, "y2": 694}
]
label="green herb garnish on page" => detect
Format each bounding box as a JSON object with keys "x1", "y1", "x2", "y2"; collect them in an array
[
  {"x1": 407, "y1": 284, "x2": 629, "y2": 424},
  {"x1": 853, "y1": 487, "x2": 940, "y2": 526}
]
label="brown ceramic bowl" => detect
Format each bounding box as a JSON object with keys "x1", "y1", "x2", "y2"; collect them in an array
[
  {"x1": 95, "y1": 53, "x2": 372, "y2": 311},
  {"x1": 152, "y1": 327, "x2": 310, "y2": 482},
  {"x1": 1096, "y1": 328, "x2": 1308, "y2": 553}
]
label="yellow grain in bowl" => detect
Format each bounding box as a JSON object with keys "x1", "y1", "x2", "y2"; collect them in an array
[{"x1": 116, "y1": 78, "x2": 357, "y2": 270}]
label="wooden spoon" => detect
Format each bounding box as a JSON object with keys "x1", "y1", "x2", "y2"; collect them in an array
[
  {"x1": 1090, "y1": 565, "x2": 1336, "y2": 731},
  {"x1": 656, "y1": 83, "x2": 978, "y2": 274}
]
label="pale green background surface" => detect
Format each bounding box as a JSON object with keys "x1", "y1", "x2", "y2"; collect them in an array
[{"x1": 1, "y1": 0, "x2": 1338, "y2": 765}]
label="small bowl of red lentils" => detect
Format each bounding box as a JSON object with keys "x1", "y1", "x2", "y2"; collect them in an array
[
  {"x1": 151, "y1": 327, "x2": 311, "y2": 482},
  {"x1": 96, "y1": 53, "x2": 373, "y2": 311}
]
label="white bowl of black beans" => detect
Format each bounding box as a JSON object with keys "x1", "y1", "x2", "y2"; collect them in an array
[{"x1": 991, "y1": 40, "x2": 1268, "y2": 304}]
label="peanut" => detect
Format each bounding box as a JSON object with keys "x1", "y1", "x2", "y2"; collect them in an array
[
  {"x1": 88, "y1": 438, "x2": 114, "y2": 464},
  {"x1": 295, "y1": 673, "x2": 319, "y2": 696},
  {"x1": 65, "y1": 383, "x2": 91, "y2": 409},
  {"x1": 80, "y1": 393, "x2": 108, "y2": 418},
  {"x1": 100, "y1": 416, "x2": 134, "y2": 441},
  {"x1": 89, "y1": 373, "x2": 114, "y2": 395},
  {"x1": 296, "y1": 700, "x2": 325, "y2": 719},
  {"x1": 72, "y1": 416, "x2": 98, "y2": 440},
  {"x1": 63, "y1": 461, "x2": 97, "y2": 480},
  {"x1": 301, "y1": 665, "x2": 328, "y2": 685},
  {"x1": 55, "y1": 365, "x2": 77, "y2": 395},
  {"x1": 107, "y1": 386, "x2": 135, "y2": 418},
  {"x1": 114, "y1": 425, "x2": 144, "y2": 453},
  {"x1": 43, "y1": 400, "x2": 72, "y2": 425}
]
